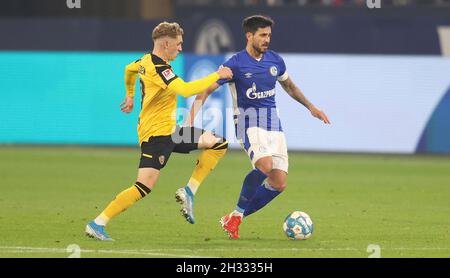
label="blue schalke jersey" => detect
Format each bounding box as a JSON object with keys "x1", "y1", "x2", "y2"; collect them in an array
[{"x1": 218, "y1": 50, "x2": 288, "y2": 137}]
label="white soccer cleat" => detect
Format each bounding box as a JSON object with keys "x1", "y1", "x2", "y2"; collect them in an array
[{"x1": 175, "y1": 187, "x2": 195, "y2": 224}]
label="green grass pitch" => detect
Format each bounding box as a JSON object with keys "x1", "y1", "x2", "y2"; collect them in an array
[{"x1": 0, "y1": 146, "x2": 449, "y2": 258}]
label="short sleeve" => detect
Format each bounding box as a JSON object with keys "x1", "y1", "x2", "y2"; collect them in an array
[
  {"x1": 217, "y1": 56, "x2": 236, "y2": 86},
  {"x1": 277, "y1": 54, "x2": 289, "y2": 82}
]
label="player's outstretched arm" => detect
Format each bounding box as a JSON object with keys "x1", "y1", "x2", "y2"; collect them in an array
[
  {"x1": 279, "y1": 77, "x2": 330, "y2": 124},
  {"x1": 168, "y1": 67, "x2": 232, "y2": 98},
  {"x1": 184, "y1": 83, "x2": 220, "y2": 126},
  {"x1": 121, "y1": 60, "x2": 140, "y2": 113}
]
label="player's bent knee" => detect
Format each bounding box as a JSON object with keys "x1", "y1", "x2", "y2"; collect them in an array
[
  {"x1": 267, "y1": 169, "x2": 287, "y2": 191},
  {"x1": 255, "y1": 159, "x2": 273, "y2": 175},
  {"x1": 277, "y1": 183, "x2": 288, "y2": 192},
  {"x1": 198, "y1": 132, "x2": 222, "y2": 149},
  {"x1": 136, "y1": 168, "x2": 160, "y2": 190}
]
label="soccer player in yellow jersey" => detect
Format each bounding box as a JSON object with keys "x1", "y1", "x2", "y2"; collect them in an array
[{"x1": 85, "y1": 22, "x2": 233, "y2": 240}]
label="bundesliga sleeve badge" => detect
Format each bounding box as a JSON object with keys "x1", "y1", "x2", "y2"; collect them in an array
[{"x1": 162, "y1": 68, "x2": 176, "y2": 81}]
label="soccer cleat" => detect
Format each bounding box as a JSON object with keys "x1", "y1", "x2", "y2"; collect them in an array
[
  {"x1": 85, "y1": 221, "x2": 114, "y2": 241},
  {"x1": 175, "y1": 187, "x2": 195, "y2": 224},
  {"x1": 220, "y1": 213, "x2": 242, "y2": 239}
]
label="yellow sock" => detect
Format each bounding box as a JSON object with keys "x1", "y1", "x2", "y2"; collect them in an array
[
  {"x1": 99, "y1": 182, "x2": 151, "y2": 224},
  {"x1": 187, "y1": 141, "x2": 228, "y2": 194}
]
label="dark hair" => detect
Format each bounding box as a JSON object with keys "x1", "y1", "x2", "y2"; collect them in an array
[{"x1": 242, "y1": 15, "x2": 274, "y2": 34}]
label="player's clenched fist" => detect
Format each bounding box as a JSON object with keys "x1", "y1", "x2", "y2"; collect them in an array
[{"x1": 217, "y1": 66, "x2": 233, "y2": 80}]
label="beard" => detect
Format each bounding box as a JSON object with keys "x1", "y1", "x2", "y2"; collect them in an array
[{"x1": 252, "y1": 42, "x2": 269, "y2": 54}]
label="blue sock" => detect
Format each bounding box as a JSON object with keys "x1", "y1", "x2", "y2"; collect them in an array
[
  {"x1": 235, "y1": 169, "x2": 267, "y2": 213},
  {"x1": 243, "y1": 182, "x2": 281, "y2": 217}
]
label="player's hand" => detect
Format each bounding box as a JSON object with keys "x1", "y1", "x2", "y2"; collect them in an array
[
  {"x1": 120, "y1": 96, "x2": 134, "y2": 113},
  {"x1": 217, "y1": 67, "x2": 233, "y2": 80},
  {"x1": 309, "y1": 105, "x2": 330, "y2": 124}
]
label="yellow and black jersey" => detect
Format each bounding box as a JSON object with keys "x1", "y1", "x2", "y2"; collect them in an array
[{"x1": 124, "y1": 53, "x2": 220, "y2": 145}]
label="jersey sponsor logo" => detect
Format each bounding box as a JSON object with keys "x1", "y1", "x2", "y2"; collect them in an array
[
  {"x1": 246, "y1": 82, "x2": 276, "y2": 99},
  {"x1": 270, "y1": 66, "x2": 278, "y2": 76},
  {"x1": 162, "y1": 68, "x2": 175, "y2": 81}
]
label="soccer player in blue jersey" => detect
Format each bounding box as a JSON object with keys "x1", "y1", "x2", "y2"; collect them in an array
[{"x1": 180, "y1": 15, "x2": 330, "y2": 239}]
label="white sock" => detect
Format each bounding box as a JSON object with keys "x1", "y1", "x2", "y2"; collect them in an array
[
  {"x1": 187, "y1": 179, "x2": 200, "y2": 195},
  {"x1": 233, "y1": 210, "x2": 244, "y2": 219},
  {"x1": 94, "y1": 213, "x2": 110, "y2": 226}
]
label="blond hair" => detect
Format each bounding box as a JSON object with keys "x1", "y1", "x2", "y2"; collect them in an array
[{"x1": 152, "y1": 22, "x2": 184, "y2": 41}]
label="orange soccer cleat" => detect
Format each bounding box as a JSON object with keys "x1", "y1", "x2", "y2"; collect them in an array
[{"x1": 220, "y1": 213, "x2": 242, "y2": 239}]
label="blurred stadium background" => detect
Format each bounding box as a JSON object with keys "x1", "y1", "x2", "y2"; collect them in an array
[{"x1": 0, "y1": 0, "x2": 449, "y2": 258}]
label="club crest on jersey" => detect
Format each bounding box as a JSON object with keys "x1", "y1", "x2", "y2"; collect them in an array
[
  {"x1": 138, "y1": 65, "x2": 146, "y2": 75},
  {"x1": 162, "y1": 68, "x2": 175, "y2": 81},
  {"x1": 159, "y1": 155, "x2": 166, "y2": 165},
  {"x1": 270, "y1": 66, "x2": 278, "y2": 76}
]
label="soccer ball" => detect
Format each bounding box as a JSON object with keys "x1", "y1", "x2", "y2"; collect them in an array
[{"x1": 283, "y1": 211, "x2": 314, "y2": 240}]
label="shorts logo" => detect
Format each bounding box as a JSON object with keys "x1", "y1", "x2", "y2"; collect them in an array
[
  {"x1": 270, "y1": 66, "x2": 278, "y2": 77},
  {"x1": 159, "y1": 155, "x2": 166, "y2": 165},
  {"x1": 162, "y1": 69, "x2": 175, "y2": 81}
]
